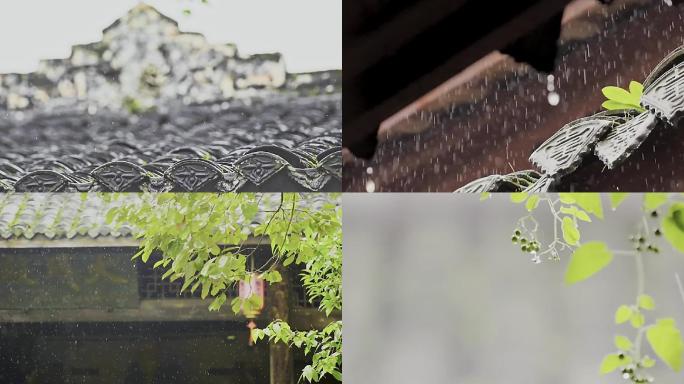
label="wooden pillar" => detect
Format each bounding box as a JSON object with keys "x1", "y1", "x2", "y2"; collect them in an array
[{"x1": 269, "y1": 264, "x2": 293, "y2": 384}]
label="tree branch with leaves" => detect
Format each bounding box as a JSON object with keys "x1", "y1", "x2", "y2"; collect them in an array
[{"x1": 104, "y1": 192, "x2": 341, "y2": 382}]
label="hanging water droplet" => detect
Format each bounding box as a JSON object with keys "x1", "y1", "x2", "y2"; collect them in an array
[
  {"x1": 365, "y1": 180, "x2": 376, "y2": 193},
  {"x1": 547, "y1": 92, "x2": 560, "y2": 106},
  {"x1": 366, "y1": 166, "x2": 373, "y2": 175}
]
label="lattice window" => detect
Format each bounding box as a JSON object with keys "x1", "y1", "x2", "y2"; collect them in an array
[
  {"x1": 136, "y1": 250, "x2": 316, "y2": 307},
  {"x1": 291, "y1": 268, "x2": 320, "y2": 309},
  {"x1": 136, "y1": 255, "x2": 238, "y2": 300}
]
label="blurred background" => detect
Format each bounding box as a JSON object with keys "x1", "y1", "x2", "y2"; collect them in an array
[
  {"x1": 344, "y1": 193, "x2": 684, "y2": 384},
  {"x1": 0, "y1": 0, "x2": 341, "y2": 73}
]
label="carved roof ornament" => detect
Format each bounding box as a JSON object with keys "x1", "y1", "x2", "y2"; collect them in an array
[
  {"x1": 455, "y1": 170, "x2": 542, "y2": 193},
  {"x1": 456, "y1": 44, "x2": 684, "y2": 193}
]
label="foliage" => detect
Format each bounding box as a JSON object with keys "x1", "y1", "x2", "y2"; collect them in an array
[
  {"x1": 104, "y1": 193, "x2": 342, "y2": 382},
  {"x1": 498, "y1": 193, "x2": 684, "y2": 383},
  {"x1": 601, "y1": 80, "x2": 646, "y2": 112},
  {"x1": 122, "y1": 96, "x2": 144, "y2": 115}
]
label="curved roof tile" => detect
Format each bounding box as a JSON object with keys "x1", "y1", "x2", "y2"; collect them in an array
[
  {"x1": 0, "y1": 95, "x2": 341, "y2": 192},
  {"x1": 457, "y1": 45, "x2": 684, "y2": 193}
]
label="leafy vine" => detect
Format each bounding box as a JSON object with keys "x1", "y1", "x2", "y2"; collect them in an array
[{"x1": 493, "y1": 193, "x2": 684, "y2": 383}]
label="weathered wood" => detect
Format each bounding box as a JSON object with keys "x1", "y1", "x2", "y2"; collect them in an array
[{"x1": 270, "y1": 264, "x2": 293, "y2": 384}]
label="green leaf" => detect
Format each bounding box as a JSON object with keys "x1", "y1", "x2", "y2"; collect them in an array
[
  {"x1": 615, "y1": 335, "x2": 633, "y2": 351},
  {"x1": 230, "y1": 297, "x2": 243, "y2": 314},
  {"x1": 600, "y1": 353, "x2": 629, "y2": 374},
  {"x1": 161, "y1": 268, "x2": 175, "y2": 280},
  {"x1": 262, "y1": 270, "x2": 283, "y2": 283},
  {"x1": 302, "y1": 365, "x2": 318, "y2": 382},
  {"x1": 602, "y1": 86, "x2": 639, "y2": 106},
  {"x1": 641, "y1": 356, "x2": 656, "y2": 368},
  {"x1": 560, "y1": 206, "x2": 591, "y2": 222},
  {"x1": 602, "y1": 100, "x2": 636, "y2": 111},
  {"x1": 662, "y1": 204, "x2": 684, "y2": 253},
  {"x1": 644, "y1": 193, "x2": 668, "y2": 211},
  {"x1": 565, "y1": 242, "x2": 613, "y2": 284},
  {"x1": 105, "y1": 208, "x2": 116, "y2": 224},
  {"x1": 608, "y1": 193, "x2": 628, "y2": 210},
  {"x1": 251, "y1": 328, "x2": 264, "y2": 342},
  {"x1": 561, "y1": 217, "x2": 580, "y2": 245},
  {"x1": 573, "y1": 194, "x2": 604, "y2": 219},
  {"x1": 615, "y1": 305, "x2": 633, "y2": 324},
  {"x1": 631, "y1": 311, "x2": 645, "y2": 328},
  {"x1": 141, "y1": 247, "x2": 153, "y2": 263},
  {"x1": 510, "y1": 193, "x2": 528, "y2": 203},
  {"x1": 646, "y1": 318, "x2": 684, "y2": 371},
  {"x1": 201, "y1": 282, "x2": 210, "y2": 299},
  {"x1": 558, "y1": 193, "x2": 576, "y2": 204},
  {"x1": 241, "y1": 202, "x2": 259, "y2": 221},
  {"x1": 629, "y1": 81, "x2": 644, "y2": 97},
  {"x1": 638, "y1": 294, "x2": 655, "y2": 310},
  {"x1": 525, "y1": 195, "x2": 540, "y2": 212},
  {"x1": 208, "y1": 293, "x2": 227, "y2": 311}
]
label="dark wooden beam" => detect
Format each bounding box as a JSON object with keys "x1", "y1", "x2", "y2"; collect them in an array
[{"x1": 343, "y1": 0, "x2": 573, "y2": 159}]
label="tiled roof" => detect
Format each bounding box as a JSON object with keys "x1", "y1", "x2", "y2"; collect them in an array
[
  {"x1": 0, "y1": 4, "x2": 341, "y2": 192},
  {"x1": 456, "y1": 45, "x2": 684, "y2": 193},
  {"x1": 344, "y1": 2, "x2": 684, "y2": 192},
  {"x1": 0, "y1": 194, "x2": 135, "y2": 240},
  {"x1": 0, "y1": 94, "x2": 341, "y2": 192},
  {"x1": 0, "y1": 193, "x2": 337, "y2": 241}
]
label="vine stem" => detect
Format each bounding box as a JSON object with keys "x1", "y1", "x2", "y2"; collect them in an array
[
  {"x1": 633, "y1": 251, "x2": 647, "y2": 363},
  {"x1": 676, "y1": 272, "x2": 684, "y2": 312},
  {"x1": 635, "y1": 252, "x2": 645, "y2": 299},
  {"x1": 630, "y1": 217, "x2": 649, "y2": 364}
]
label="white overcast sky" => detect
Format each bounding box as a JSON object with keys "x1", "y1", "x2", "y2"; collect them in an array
[{"x1": 0, "y1": 0, "x2": 341, "y2": 73}]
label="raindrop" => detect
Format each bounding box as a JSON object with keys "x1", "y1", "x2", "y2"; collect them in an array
[
  {"x1": 546, "y1": 74, "x2": 556, "y2": 92},
  {"x1": 365, "y1": 180, "x2": 376, "y2": 193},
  {"x1": 547, "y1": 92, "x2": 560, "y2": 106}
]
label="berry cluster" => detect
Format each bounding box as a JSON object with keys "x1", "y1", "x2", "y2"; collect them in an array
[
  {"x1": 619, "y1": 359, "x2": 653, "y2": 383},
  {"x1": 628, "y1": 211, "x2": 662, "y2": 254},
  {"x1": 511, "y1": 229, "x2": 540, "y2": 253}
]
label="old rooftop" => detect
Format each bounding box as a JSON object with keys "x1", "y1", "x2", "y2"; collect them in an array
[
  {"x1": 457, "y1": 43, "x2": 684, "y2": 193},
  {"x1": 0, "y1": 4, "x2": 341, "y2": 192},
  {"x1": 344, "y1": 1, "x2": 684, "y2": 192}
]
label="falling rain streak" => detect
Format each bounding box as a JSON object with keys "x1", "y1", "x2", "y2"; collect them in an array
[{"x1": 344, "y1": 1, "x2": 684, "y2": 192}]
